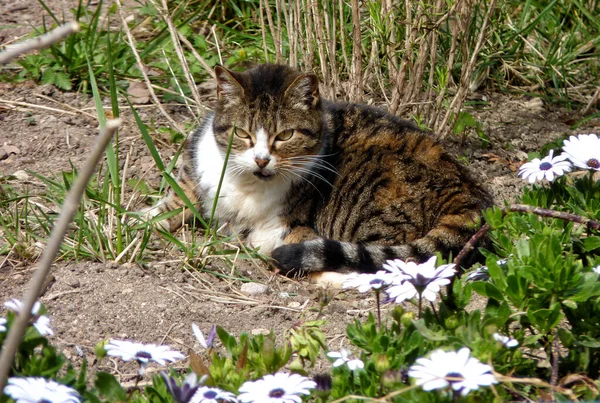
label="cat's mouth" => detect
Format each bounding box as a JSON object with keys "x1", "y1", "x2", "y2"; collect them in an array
[{"x1": 253, "y1": 169, "x2": 275, "y2": 180}]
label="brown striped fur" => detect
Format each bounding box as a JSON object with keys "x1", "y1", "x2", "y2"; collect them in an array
[{"x1": 148, "y1": 64, "x2": 494, "y2": 277}]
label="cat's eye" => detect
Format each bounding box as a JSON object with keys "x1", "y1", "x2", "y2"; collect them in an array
[
  {"x1": 235, "y1": 128, "x2": 251, "y2": 139},
  {"x1": 276, "y1": 130, "x2": 294, "y2": 142}
]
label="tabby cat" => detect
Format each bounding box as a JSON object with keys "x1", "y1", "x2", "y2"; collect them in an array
[{"x1": 146, "y1": 64, "x2": 493, "y2": 280}]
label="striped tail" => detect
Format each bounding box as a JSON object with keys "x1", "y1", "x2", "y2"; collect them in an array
[
  {"x1": 272, "y1": 212, "x2": 484, "y2": 278},
  {"x1": 272, "y1": 239, "x2": 414, "y2": 278}
]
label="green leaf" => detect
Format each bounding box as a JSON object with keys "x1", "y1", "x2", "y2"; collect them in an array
[
  {"x1": 412, "y1": 319, "x2": 448, "y2": 341},
  {"x1": 583, "y1": 236, "x2": 600, "y2": 252},
  {"x1": 53, "y1": 71, "x2": 72, "y2": 90},
  {"x1": 472, "y1": 281, "x2": 505, "y2": 302},
  {"x1": 216, "y1": 326, "x2": 237, "y2": 352},
  {"x1": 41, "y1": 68, "x2": 56, "y2": 86},
  {"x1": 95, "y1": 372, "x2": 127, "y2": 401},
  {"x1": 528, "y1": 303, "x2": 563, "y2": 334}
]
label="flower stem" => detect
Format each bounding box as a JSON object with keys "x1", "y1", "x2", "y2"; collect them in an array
[
  {"x1": 375, "y1": 290, "x2": 381, "y2": 329},
  {"x1": 429, "y1": 300, "x2": 440, "y2": 323},
  {"x1": 418, "y1": 295, "x2": 423, "y2": 319}
]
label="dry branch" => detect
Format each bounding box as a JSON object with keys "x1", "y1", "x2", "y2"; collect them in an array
[
  {"x1": 0, "y1": 22, "x2": 79, "y2": 64},
  {"x1": 114, "y1": 0, "x2": 184, "y2": 133},
  {"x1": 0, "y1": 119, "x2": 121, "y2": 391},
  {"x1": 453, "y1": 204, "x2": 600, "y2": 271}
]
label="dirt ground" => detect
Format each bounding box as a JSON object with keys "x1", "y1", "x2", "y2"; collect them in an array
[{"x1": 1, "y1": 0, "x2": 600, "y2": 385}]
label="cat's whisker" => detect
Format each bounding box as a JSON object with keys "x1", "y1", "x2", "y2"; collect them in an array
[
  {"x1": 285, "y1": 155, "x2": 339, "y2": 174},
  {"x1": 285, "y1": 165, "x2": 336, "y2": 189},
  {"x1": 279, "y1": 168, "x2": 325, "y2": 199}
]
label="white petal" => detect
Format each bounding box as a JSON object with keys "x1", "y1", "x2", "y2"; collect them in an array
[{"x1": 192, "y1": 323, "x2": 208, "y2": 349}]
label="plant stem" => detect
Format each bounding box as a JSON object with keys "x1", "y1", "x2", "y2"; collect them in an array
[
  {"x1": 375, "y1": 290, "x2": 381, "y2": 329},
  {"x1": 453, "y1": 203, "x2": 600, "y2": 273},
  {"x1": 0, "y1": 119, "x2": 121, "y2": 391}
]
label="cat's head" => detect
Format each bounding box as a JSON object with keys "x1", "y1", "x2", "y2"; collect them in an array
[{"x1": 211, "y1": 64, "x2": 324, "y2": 182}]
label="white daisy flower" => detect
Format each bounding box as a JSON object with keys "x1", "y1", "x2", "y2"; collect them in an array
[
  {"x1": 493, "y1": 333, "x2": 519, "y2": 348},
  {"x1": 162, "y1": 372, "x2": 205, "y2": 403},
  {"x1": 465, "y1": 256, "x2": 512, "y2": 283},
  {"x1": 562, "y1": 133, "x2": 600, "y2": 171},
  {"x1": 593, "y1": 265, "x2": 600, "y2": 275},
  {"x1": 191, "y1": 386, "x2": 238, "y2": 403},
  {"x1": 105, "y1": 339, "x2": 184, "y2": 373},
  {"x1": 33, "y1": 315, "x2": 54, "y2": 336},
  {"x1": 408, "y1": 348, "x2": 496, "y2": 396},
  {"x1": 3, "y1": 298, "x2": 42, "y2": 315},
  {"x1": 518, "y1": 150, "x2": 572, "y2": 183},
  {"x1": 238, "y1": 372, "x2": 316, "y2": 403},
  {"x1": 341, "y1": 270, "x2": 394, "y2": 293},
  {"x1": 385, "y1": 256, "x2": 456, "y2": 302},
  {"x1": 3, "y1": 298, "x2": 53, "y2": 336},
  {"x1": 4, "y1": 377, "x2": 80, "y2": 403},
  {"x1": 327, "y1": 349, "x2": 364, "y2": 371},
  {"x1": 192, "y1": 323, "x2": 208, "y2": 349},
  {"x1": 0, "y1": 317, "x2": 6, "y2": 332}
]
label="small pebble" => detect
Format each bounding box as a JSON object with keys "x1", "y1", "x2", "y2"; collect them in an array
[{"x1": 240, "y1": 282, "x2": 268, "y2": 296}]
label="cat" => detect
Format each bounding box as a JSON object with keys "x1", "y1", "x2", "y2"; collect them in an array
[{"x1": 145, "y1": 64, "x2": 494, "y2": 281}]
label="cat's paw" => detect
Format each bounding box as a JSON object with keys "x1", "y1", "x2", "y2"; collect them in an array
[
  {"x1": 272, "y1": 243, "x2": 308, "y2": 278},
  {"x1": 137, "y1": 204, "x2": 171, "y2": 232}
]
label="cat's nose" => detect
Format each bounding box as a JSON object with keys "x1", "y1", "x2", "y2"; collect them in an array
[{"x1": 254, "y1": 157, "x2": 270, "y2": 168}]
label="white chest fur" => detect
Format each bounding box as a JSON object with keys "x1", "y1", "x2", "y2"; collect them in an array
[{"x1": 193, "y1": 120, "x2": 291, "y2": 254}]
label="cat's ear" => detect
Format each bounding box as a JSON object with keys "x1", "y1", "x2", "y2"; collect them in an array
[
  {"x1": 215, "y1": 66, "x2": 244, "y2": 106},
  {"x1": 284, "y1": 73, "x2": 320, "y2": 110}
]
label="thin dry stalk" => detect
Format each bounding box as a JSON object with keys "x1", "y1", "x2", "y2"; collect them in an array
[
  {"x1": 158, "y1": 0, "x2": 203, "y2": 116},
  {"x1": 259, "y1": 0, "x2": 270, "y2": 63},
  {"x1": 302, "y1": 0, "x2": 316, "y2": 68},
  {"x1": 337, "y1": 0, "x2": 350, "y2": 75},
  {"x1": 0, "y1": 119, "x2": 121, "y2": 391},
  {"x1": 274, "y1": 0, "x2": 284, "y2": 61},
  {"x1": 115, "y1": 0, "x2": 183, "y2": 133},
  {"x1": 439, "y1": 0, "x2": 497, "y2": 138},
  {"x1": 261, "y1": 0, "x2": 281, "y2": 63},
  {"x1": 430, "y1": 2, "x2": 461, "y2": 129},
  {"x1": 311, "y1": 0, "x2": 330, "y2": 92},
  {"x1": 0, "y1": 22, "x2": 79, "y2": 64},
  {"x1": 280, "y1": 1, "x2": 296, "y2": 66},
  {"x1": 177, "y1": 32, "x2": 215, "y2": 79},
  {"x1": 389, "y1": 0, "x2": 413, "y2": 114},
  {"x1": 583, "y1": 86, "x2": 600, "y2": 115},
  {"x1": 349, "y1": 0, "x2": 363, "y2": 102},
  {"x1": 323, "y1": 1, "x2": 340, "y2": 97}
]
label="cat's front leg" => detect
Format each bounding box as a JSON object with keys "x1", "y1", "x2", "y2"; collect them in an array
[{"x1": 139, "y1": 167, "x2": 204, "y2": 232}]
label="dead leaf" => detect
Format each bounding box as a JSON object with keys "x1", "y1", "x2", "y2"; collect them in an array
[{"x1": 127, "y1": 81, "x2": 150, "y2": 104}]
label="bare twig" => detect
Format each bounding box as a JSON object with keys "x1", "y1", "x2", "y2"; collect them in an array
[
  {"x1": 349, "y1": 0, "x2": 362, "y2": 102},
  {"x1": 159, "y1": 0, "x2": 203, "y2": 117},
  {"x1": 439, "y1": 0, "x2": 497, "y2": 137},
  {"x1": 453, "y1": 204, "x2": 600, "y2": 271},
  {"x1": 0, "y1": 119, "x2": 121, "y2": 391},
  {"x1": 0, "y1": 22, "x2": 79, "y2": 64},
  {"x1": 114, "y1": 0, "x2": 184, "y2": 133}
]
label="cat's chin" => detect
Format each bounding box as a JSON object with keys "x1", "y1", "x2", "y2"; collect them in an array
[{"x1": 253, "y1": 170, "x2": 276, "y2": 181}]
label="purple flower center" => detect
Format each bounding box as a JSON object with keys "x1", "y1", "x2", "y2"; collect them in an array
[
  {"x1": 203, "y1": 390, "x2": 218, "y2": 399},
  {"x1": 269, "y1": 388, "x2": 286, "y2": 398},
  {"x1": 446, "y1": 371, "x2": 465, "y2": 384},
  {"x1": 135, "y1": 351, "x2": 152, "y2": 360},
  {"x1": 586, "y1": 158, "x2": 599, "y2": 169},
  {"x1": 369, "y1": 278, "x2": 384, "y2": 288},
  {"x1": 539, "y1": 161, "x2": 553, "y2": 171},
  {"x1": 413, "y1": 273, "x2": 431, "y2": 287}
]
